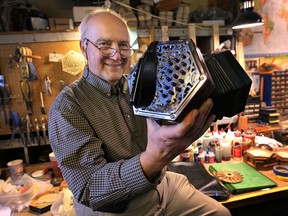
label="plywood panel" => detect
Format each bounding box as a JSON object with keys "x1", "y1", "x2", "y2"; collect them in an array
[{"x1": 0, "y1": 41, "x2": 82, "y2": 135}]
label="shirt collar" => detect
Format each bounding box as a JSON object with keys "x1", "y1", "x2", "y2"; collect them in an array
[{"x1": 82, "y1": 67, "x2": 126, "y2": 97}]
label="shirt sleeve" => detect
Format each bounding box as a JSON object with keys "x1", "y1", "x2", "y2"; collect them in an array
[{"x1": 48, "y1": 94, "x2": 161, "y2": 211}]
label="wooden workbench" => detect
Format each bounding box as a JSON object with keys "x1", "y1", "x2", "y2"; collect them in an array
[{"x1": 14, "y1": 160, "x2": 288, "y2": 215}]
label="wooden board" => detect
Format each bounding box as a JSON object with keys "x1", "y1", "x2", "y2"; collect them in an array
[{"x1": 0, "y1": 41, "x2": 82, "y2": 135}]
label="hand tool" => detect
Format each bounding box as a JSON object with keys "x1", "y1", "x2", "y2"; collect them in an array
[
  {"x1": 40, "y1": 92, "x2": 46, "y2": 114},
  {"x1": 34, "y1": 118, "x2": 41, "y2": 145},
  {"x1": 20, "y1": 117, "x2": 27, "y2": 146},
  {"x1": 17, "y1": 114, "x2": 26, "y2": 146},
  {"x1": 41, "y1": 117, "x2": 48, "y2": 145},
  {"x1": 26, "y1": 114, "x2": 35, "y2": 145},
  {"x1": 14, "y1": 46, "x2": 41, "y2": 62},
  {"x1": 4, "y1": 84, "x2": 22, "y2": 144},
  {"x1": 4, "y1": 84, "x2": 14, "y2": 133},
  {"x1": 28, "y1": 61, "x2": 38, "y2": 81},
  {"x1": 0, "y1": 75, "x2": 6, "y2": 127},
  {"x1": 0, "y1": 74, "x2": 4, "y2": 87},
  {"x1": 25, "y1": 115, "x2": 31, "y2": 146},
  {"x1": 45, "y1": 76, "x2": 52, "y2": 96},
  {"x1": 0, "y1": 86, "x2": 7, "y2": 125},
  {"x1": 8, "y1": 112, "x2": 25, "y2": 146},
  {"x1": 19, "y1": 61, "x2": 29, "y2": 79},
  {"x1": 20, "y1": 79, "x2": 33, "y2": 115}
]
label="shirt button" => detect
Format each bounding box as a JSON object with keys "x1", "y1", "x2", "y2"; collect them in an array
[{"x1": 126, "y1": 114, "x2": 131, "y2": 119}]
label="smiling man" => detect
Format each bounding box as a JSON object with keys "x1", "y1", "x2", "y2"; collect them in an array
[
  {"x1": 48, "y1": 7, "x2": 231, "y2": 216},
  {"x1": 80, "y1": 12, "x2": 131, "y2": 85}
]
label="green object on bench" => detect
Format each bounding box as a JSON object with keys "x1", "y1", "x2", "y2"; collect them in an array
[{"x1": 209, "y1": 162, "x2": 277, "y2": 194}]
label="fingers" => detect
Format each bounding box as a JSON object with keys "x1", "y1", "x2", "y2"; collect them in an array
[
  {"x1": 180, "y1": 98, "x2": 214, "y2": 134},
  {"x1": 192, "y1": 98, "x2": 214, "y2": 131},
  {"x1": 193, "y1": 114, "x2": 216, "y2": 141},
  {"x1": 146, "y1": 98, "x2": 214, "y2": 142}
]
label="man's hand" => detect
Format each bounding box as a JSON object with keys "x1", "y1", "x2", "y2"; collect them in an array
[{"x1": 140, "y1": 98, "x2": 215, "y2": 180}]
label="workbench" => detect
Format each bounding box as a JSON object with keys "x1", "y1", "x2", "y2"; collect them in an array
[{"x1": 12, "y1": 160, "x2": 288, "y2": 216}]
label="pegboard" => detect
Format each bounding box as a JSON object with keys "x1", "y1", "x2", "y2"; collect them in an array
[{"x1": 0, "y1": 41, "x2": 83, "y2": 136}]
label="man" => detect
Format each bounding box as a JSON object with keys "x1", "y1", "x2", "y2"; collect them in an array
[{"x1": 48, "y1": 7, "x2": 231, "y2": 216}]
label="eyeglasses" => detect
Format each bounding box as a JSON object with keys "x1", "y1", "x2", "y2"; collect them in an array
[{"x1": 85, "y1": 38, "x2": 135, "y2": 58}]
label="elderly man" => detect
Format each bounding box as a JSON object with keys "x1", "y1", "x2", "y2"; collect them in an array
[{"x1": 48, "y1": 7, "x2": 231, "y2": 216}]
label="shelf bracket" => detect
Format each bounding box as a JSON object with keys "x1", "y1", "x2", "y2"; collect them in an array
[
  {"x1": 188, "y1": 23, "x2": 196, "y2": 44},
  {"x1": 161, "y1": 25, "x2": 169, "y2": 42},
  {"x1": 212, "y1": 24, "x2": 220, "y2": 50}
]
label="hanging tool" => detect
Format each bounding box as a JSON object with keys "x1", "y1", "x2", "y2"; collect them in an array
[
  {"x1": 19, "y1": 61, "x2": 38, "y2": 81},
  {"x1": 20, "y1": 79, "x2": 33, "y2": 115},
  {"x1": 34, "y1": 118, "x2": 41, "y2": 145},
  {"x1": 15, "y1": 46, "x2": 39, "y2": 81},
  {"x1": 18, "y1": 115, "x2": 26, "y2": 146},
  {"x1": 0, "y1": 75, "x2": 6, "y2": 127},
  {"x1": 19, "y1": 61, "x2": 29, "y2": 79},
  {"x1": 26, "y1": 115, "x2": 31, "y2": 146},
  {"x1": 0, "y1": 87, "x2": 7, "y2": 125},
  {"x1": 4, "y1": 84, "x2": 22, "y2": 143},
  {"x1": 28, "y1": 61, "x2": 38, "y2": 81},
  {"x1": 40, "y1": 92, "x2": 46, "y2": 114},
  {"x1": 8, "y1": 113, "x2": 21, "y2": 145},
  {"x1": 14, "y1": 46, "x2": 41, "y2": 62},
  {"x1": 19, "y1": 116, "x2": 34, "y2": 146},
  {"x1": 45, "y1": 76, "x2": 52, "y2": 96},
  {"x1": 41, "y1": 117, "x2": 48, "y2": 145},
  {"x1": 20, "y1": 117, "x2": 27, "y2": 146},
  {"x1": 0, "y1": 74, "x2": 4, "y2": 87},
  {"x1": 4, "y1": 84, "x2": 15, "y2": 133}
]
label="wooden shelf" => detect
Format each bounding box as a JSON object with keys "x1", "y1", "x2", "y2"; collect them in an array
[
  {"x1": 0, "y1": 30, "x2": 80, "y2": 44},
  {"x1": 0, "y1": 25, "x2": 233, "y2": 45}
]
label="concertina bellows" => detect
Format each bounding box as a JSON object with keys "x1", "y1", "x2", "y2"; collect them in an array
[{"x1": 128, "y1": 39, "x2": 252, "y2": 124}]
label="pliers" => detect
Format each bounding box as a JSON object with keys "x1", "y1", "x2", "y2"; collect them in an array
[{"x1": 20, "y1": 79, "x2": 33, "y2": 115}]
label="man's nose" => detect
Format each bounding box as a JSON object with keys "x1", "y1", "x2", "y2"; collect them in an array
[{"x1": 110, "y1": 49, "x2": 122, "y2": 60}]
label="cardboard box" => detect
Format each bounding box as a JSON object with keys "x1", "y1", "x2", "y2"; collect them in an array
[
  {"x1": 49, "y1": 18, "x2": 74, "y2": 31},
  {"x1": 29, "y1": 191, "x2": 59, "y2": 213},
  {"x1": 73, "y1": 6, "x2": 98, "y2": 22}
]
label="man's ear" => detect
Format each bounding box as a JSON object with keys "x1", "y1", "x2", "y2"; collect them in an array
[{"x1": 80, "y1": 40, "x2": 88, "y2": 59}]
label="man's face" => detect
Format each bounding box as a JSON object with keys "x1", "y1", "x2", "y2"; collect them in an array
[{"x1": 82, "y1": 13, "x2": 130, "y2": 86}]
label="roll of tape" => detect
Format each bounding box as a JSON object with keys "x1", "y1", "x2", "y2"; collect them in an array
[
  {"x1": 275, "y1": 174, "x2": 288, "y2": 182},
  {"x1": 273, "y1": 165, "x2": 288, "y2": 177}
]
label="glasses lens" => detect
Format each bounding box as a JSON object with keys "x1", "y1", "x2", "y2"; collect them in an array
[
  {"x1": 120, "y1": 49, "x2": 134, "y2": 58},
  {"x1": 99, "y1": 48, "x2": 134, "y2": 58},
  {"x1": 99, "y1": 48, "x2": 113, "y2": 57}
]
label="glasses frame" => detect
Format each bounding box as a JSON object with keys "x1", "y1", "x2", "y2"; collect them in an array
[{"x1": 85, "y1": 38, "x2": 135, "y2": 58}]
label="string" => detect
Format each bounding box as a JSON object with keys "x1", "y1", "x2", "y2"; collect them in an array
[{"x1": 109, "y1": 0, "x2": 217, "y2": 31}]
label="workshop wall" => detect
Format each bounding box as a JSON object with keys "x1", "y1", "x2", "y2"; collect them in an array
[{"x1": 0, "y1": 41, "x2": 82, "y2": 136}]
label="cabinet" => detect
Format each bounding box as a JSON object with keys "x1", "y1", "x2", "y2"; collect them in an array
[
  {"x1": 269, "y1": 70, "x2": 288, "y2": 119},
  {"x1": 0, "y1": 139, "x2": 52, "y2": 168},
  {"x1": 260, "y1": 70, "x2": 288, "y2": 118}
]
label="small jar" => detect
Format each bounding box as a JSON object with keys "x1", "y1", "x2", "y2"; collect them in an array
[
  {"x1": 180, "y1": 146, "x2": 193, "y2": 162},
  {"x1": 215, "y1": 145, "x2": 222, "y2": 163},
  {"x1": 233, "y1": 142, "x2": 242, "y2": 160},
  {"x1": 221, "y1": 141, "x2": 231, "y2": 161}
]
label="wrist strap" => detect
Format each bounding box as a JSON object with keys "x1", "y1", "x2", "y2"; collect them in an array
[{"x1": 130, "y1": 41, "x2": 158, "y2": 108}]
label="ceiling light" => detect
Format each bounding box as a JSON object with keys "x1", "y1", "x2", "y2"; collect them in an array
[{"x1": 232, "y1": 0, "x2": 264, "y2": 29}]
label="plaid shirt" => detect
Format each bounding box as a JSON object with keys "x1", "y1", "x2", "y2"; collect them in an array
[{"x1": 48, "y1": 68, "x2": 160, "y2": 211}]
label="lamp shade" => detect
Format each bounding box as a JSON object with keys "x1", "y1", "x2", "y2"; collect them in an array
[{"x1": 232, "y1": 0, "x2": 264, "y2": 29}]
